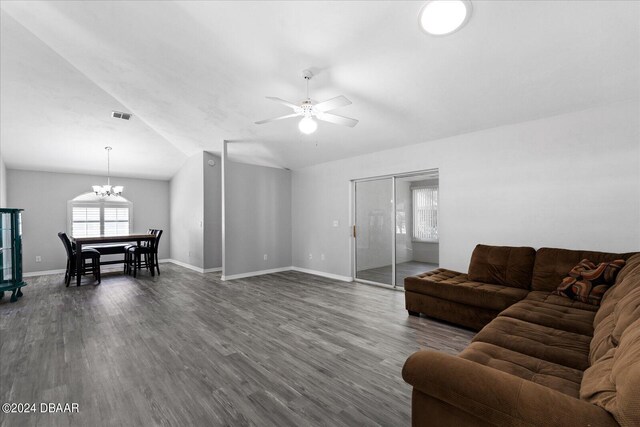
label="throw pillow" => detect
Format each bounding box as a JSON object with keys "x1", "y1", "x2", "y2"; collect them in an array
[{"x1": 554, "y1": 258, "x2": 626, "y2": 306}]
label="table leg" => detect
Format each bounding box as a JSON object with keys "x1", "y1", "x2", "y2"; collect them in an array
[{"x1": 76, "y1": 241, "x2": 83, "y2": 286}]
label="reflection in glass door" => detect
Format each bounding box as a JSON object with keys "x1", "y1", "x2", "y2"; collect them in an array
[
  {"x1": 354, "y1": 178, "x2": 394, "y2": 285},
  {"x1": 395, "y1": 173, "x2": 440, "y2": 287}
]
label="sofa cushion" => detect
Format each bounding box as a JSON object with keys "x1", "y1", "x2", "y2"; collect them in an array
[
  {"x1": 591, "y1": 256, "x2": 640, "y2": 364},
  {"x1": 460, "y1": 341, "x2": 583, "y2": 398},
  {"x1": 526, "y1": 291, "x2": 600, "y2": 312},
  {"x1": 467, "y1": 244, "x2": 536, "y2": 289},
  {"x1": 531, "y1": 247, "x2": 635, "y2": 292},
  {"x1": 613, "y1": 253, "x2": 640, "y2": 287},
  {"x1": 554, "y1": 259, "x2": 626, "y2": 306},
  {"x1": 595, "y1": 253, "x2": 640, "y2": 330},
  {"x1": 581, "y1": 256, "x2": 640, "y2": 426},
  {"x1": 472, "y1": 316, "x2": 592, "y2": 370},
  {"x1": 581, "y1": 317, "x2": 640, "y2": 427},
  {"x1": 499, "y1": 297, "x2": 596, "y2": 336},
  {"x1": 404, "y1": 268, "x2": 528, "y2": 312}
]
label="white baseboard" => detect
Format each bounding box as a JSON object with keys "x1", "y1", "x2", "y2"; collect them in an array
[
  {"x1": 290, "y1": 266, "x2": 353, "y2": 282},
  {"x1": 221, "y1": 266, "x2": 292, "y2": 281},
  {"x1": 162, "y1": 259, "x2": 221, "y2": 274},
  {"x1": 221, "y1": 266, "x2": 353, "y2": 282},
  {"x1": 23, "y1": 268, "x2": 67, "y2": 277},
  {"x1": 22, "y1": 262, "x2": 350, "y2": 283}
]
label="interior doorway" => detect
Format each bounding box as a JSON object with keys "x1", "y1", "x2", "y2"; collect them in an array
[{"x1": 353, "y1": 169, "x2": 439, "y2": 288}]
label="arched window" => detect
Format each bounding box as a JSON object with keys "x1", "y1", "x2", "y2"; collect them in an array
[{"x1": 67, "y1": 193, "x2": 133, "y2": 237}]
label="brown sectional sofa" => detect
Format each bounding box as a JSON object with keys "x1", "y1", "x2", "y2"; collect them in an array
[{"x1": 402, "y1": 245, "x2": 640, "y2": 426}]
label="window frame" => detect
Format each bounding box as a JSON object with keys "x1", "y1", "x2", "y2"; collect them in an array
[
  {"x1": 67, "y1": 197, "x2": 133, "y2": 237},
  {"x1": 411, "y1": 185, "x2": 438, "y2": 243}
]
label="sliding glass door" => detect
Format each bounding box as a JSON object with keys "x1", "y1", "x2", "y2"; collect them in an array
[
  {"x1": 354, "y1": 170, "x2": 439, "y2": 288},
  {"x1": 354, "y1": 178, "x2": 394, "y2": 285}
]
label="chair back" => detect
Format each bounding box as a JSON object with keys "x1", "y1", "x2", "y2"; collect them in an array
[
  {"x1": 151, "y1": 229, "x2": 163, "y2": 252},
  {"x1": 141, "y1": 228, "x2": 154, "y2": 247},
  {"x1": 58, "y1": 232, "x2": 74, "y2": 260}
]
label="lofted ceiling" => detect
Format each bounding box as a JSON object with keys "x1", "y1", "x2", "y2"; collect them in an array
[{"x1": 1, "y1": 1, "x2": 639, "y2": 179}]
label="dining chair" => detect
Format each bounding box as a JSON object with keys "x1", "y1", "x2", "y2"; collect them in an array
[
  {"x1": 123, "y1": 228, "x2": 153, "y2": 275},
  {"x1": 125, "y1": 229, "x2": 163, "y2": 277},
  {"x1": 58, "y1": 232, "x2": 101, "y2": 286}
]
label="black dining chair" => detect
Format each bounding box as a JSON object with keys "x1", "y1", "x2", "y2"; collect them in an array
[
  {"x1": 58, "y1": 232, "x2": 101, "y2": 286},
  {"x1": 125, "y1": 229, "x2": 163, "y2": 278},
  {"x1": 123, "y1": 228, "x2": 154, "y2": 275}
]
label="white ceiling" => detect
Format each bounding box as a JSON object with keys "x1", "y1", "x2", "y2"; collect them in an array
[{"x1": 1, "y1": 1, "x2": 638, "y2": 179}]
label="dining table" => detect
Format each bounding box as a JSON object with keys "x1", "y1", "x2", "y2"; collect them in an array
[{"x1": 70, "y1": 233, "x2": 156, "y2": 286}]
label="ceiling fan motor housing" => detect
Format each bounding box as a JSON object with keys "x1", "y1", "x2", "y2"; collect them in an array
[{"x1": 301, "y1": 100, "x2": 314, "y2": 117}]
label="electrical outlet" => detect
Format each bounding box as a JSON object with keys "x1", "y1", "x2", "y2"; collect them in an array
[
  {"x1": 308, "y1": 253, "x2": 313, "y2": 260},
  {"x1": 332, "y1": 220, "x2": 339, "y2": 227},
  {"x1": 263, "y1": 254, "x2": 268, "y2": 260},
  {"x1": 35, "y1": 256, "x2": 42, "y2": 263},
  {"x1": 321, "y1": 253, "x2": 325, "y2": 261}
]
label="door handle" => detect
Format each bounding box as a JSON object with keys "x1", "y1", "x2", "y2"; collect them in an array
[{"x1": 352, "y1": 225, "x2": 356, "y2": 238}]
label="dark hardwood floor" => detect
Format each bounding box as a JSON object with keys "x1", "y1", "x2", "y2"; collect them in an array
[
  {"x1": 0, "y1": 264, "x2": 474, "y2": 427},
  {"x1": 357, "y1": 261, "x2": 439, "y2": 286}
]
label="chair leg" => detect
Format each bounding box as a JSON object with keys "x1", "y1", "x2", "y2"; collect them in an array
[
  {"x1": 156, "y1": 253, "x2": 160, "y2": 275},
  {"x1": 96, "y1": 258, "x2": 101, "y2": 284},
  {"x1": 133, "y1": 252, "x2": 138, "y2": 278},
  {"x1": 146, "y1": 253, "x2": 154, "y2": 276},
  {"x1": 65, "y1": 259, "x2": 70, "y2": 287},
  {"x1": 77, "y1": 260, "x2": 83, "y2": 286}
]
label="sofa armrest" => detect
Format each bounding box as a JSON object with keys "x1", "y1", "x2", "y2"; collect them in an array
[{"x1": 402, "y1": 350, "x2": 618, "y2": 427}]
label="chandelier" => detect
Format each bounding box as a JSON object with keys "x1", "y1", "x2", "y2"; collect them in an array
[{"x1": 92, "y1": 146, "x2": 123, "y2": 197}]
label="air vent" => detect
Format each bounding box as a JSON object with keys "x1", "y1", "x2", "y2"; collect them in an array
[{"x1": 111, "y1": 111, "x2": 132, "y2": 120}]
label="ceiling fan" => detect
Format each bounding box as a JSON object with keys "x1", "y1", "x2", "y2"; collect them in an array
[{"x1": 255, "y1": 70, "x2": 359, "y2": 134}]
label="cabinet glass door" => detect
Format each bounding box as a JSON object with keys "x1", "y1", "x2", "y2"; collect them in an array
[{"x1": 1, "y1": 213, "x2": 13, "y2": 282}]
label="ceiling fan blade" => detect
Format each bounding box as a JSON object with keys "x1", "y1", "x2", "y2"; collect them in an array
[
  {"x1": 315, "y1": 112, "x2": 359, "y2": 128},
  {"x1": 265, "y1": 96, "x2": 300, "y2": 110},
  {"x1": 255, "y1": 113, "x2": 301, "y2": 125},
  {"x1": 313, "y1": 95, "x2": 352, "y2": 113}
]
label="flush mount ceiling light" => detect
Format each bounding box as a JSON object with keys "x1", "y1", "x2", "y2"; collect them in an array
[{"x1": 418, "y1": 0, "x2": 472, "y2": 36}]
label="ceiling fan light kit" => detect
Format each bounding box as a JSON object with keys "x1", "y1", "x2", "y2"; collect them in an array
[
  {"x1": 298, "y1": 116, "x2": 318, "y2": 135},
  {"x1": 256, "y1": 69, "x2": 359, "y2": 135}
]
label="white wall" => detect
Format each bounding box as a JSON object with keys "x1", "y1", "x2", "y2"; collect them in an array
[
  {"x1": 223, "y1": 159, "x2": 292, "y2": 278},
  {"x1": 0, "y1": 154, "x2": 6, "y2": 208},
  {"x1": 170, "y1": 152, "x2": 204, "y2": 269},
  {"x1": 203, "y1": 152, "x2": 222, "y2": 270},
  {"x1": 7, "y1": 169, "x2": 170, "y2": 273},
  {"x1": 292, "y1": 100, "x2": 640, "y2": 278}
]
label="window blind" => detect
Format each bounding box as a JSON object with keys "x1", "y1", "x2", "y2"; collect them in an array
[
  {"x1": 412, "y1": 187, "x2": 438, "y2": 241},
  {"x1": 72, "y1": 207, "x2": 101, "y2": 237},
  {"x1": 104, "y1": 207, "x2": 130, "y2": 236}
]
